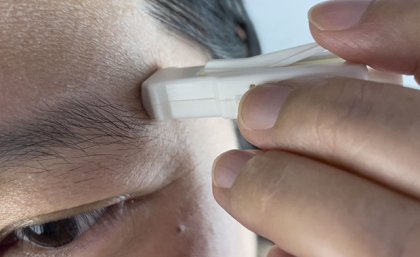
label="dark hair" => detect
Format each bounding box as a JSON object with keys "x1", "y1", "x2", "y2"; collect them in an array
[{"x1": 146, "y1": 0, "x2": 261, "y2": 59}]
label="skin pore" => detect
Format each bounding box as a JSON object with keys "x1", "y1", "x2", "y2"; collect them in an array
[{"x1": 0, "y1": 1, "x2": 255, "y2": 256}]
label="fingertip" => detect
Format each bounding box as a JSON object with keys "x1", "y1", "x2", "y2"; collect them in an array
[
  {"x1": 308, "y1": 0, "x2": 372, "y2": 31},
  {"x1": 211, "y1": 182, "x2": 231, "y2": 211},
  {"x1": 212, "y1": 150, "x2": 260, "y2": 216},
  {"x1": 212, "y1": 150, "x2": 256, "y2": 189},
  {"x1": 267, "y1": 246, "x2": 294, "y2": 257},
  {"x1": 238, "y1": 84, "x2": 291, "y2": 131},
  {"x1": 309, "y1": 0, "x2": 420, "y2": 77}
]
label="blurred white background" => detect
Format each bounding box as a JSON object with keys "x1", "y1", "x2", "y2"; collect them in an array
[
  {"x1": 245, "y1": 0, "x2": 322, "y2": 52},
  {"x1": 245, "y1": 0, "x2": 418, "y2": 88}
]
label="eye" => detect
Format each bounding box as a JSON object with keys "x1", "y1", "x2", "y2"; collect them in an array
[
  {"x1": 19, "y1": 219, "x2": 79, "y2": 248},
  {"x1": 13, "y1": 208, "x2": 106, "y2": 249}
]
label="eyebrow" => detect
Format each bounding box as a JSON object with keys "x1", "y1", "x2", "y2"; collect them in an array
[{"x1": 0, "y1": 93, "x2": 154, "y2": 168}]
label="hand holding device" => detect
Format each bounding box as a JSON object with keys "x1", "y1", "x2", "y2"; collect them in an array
[{"x1": 212, "y1": 1, "x2": 420, "y2": 256}]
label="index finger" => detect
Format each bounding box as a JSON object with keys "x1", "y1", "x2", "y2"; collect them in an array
[{"x1": 238, "y1": 77, "x2": 420, "y2": 199}]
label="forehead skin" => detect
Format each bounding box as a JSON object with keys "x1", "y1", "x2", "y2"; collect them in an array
[{"x1": 0, "y1": 0, "x2": 209, "y2": 121}]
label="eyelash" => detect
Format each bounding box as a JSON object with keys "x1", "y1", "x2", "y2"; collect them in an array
[{"x1": 0, "y1": 204, "x2": 123, "y2": 254}]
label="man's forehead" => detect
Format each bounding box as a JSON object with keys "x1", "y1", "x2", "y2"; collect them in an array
[
  {"x1": 0, "y1": 0, "x2": 209, "y2": 118},
  {"x1": 0, "y1": 1, "x2": 155, "y2": 119}
]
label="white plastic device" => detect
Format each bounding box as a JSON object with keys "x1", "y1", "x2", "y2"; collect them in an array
[{"x1": 142, "y1": 43, "x2": 368, "y2": 121}]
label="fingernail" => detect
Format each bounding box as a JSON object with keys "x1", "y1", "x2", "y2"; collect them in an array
[
  {"x1": 309, "y1": 0, "x2": 373, "y2": 31},
  {"x1": 239, "y1": 85, "x2": 291, "y2": 131},
  {"x1": 212, "y1": 151, "x2": 255, "y2": 189}
]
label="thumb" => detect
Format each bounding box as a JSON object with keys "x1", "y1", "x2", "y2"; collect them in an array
[
  {"x1": 309, "y1": 0, "x2": 420, "y2": 81},
  {"x1": 212, "y1": 150, "x2": 420, "y2": 257}
]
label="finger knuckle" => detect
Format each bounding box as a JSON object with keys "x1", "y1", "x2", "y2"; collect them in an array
[
  {"x1": 230, "y1": 152, "x2": 294, "y2": 226},
  {"x1": 293, "y1": 77, "x2": 381, "y2": 154},
  {"x1": 324, "y1": 78, "x2": 379, "y2": 147}
]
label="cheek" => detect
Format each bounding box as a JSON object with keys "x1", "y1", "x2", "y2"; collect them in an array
[{"x1": 72, "y1": 176, "x2": 219, "y2": 257}]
